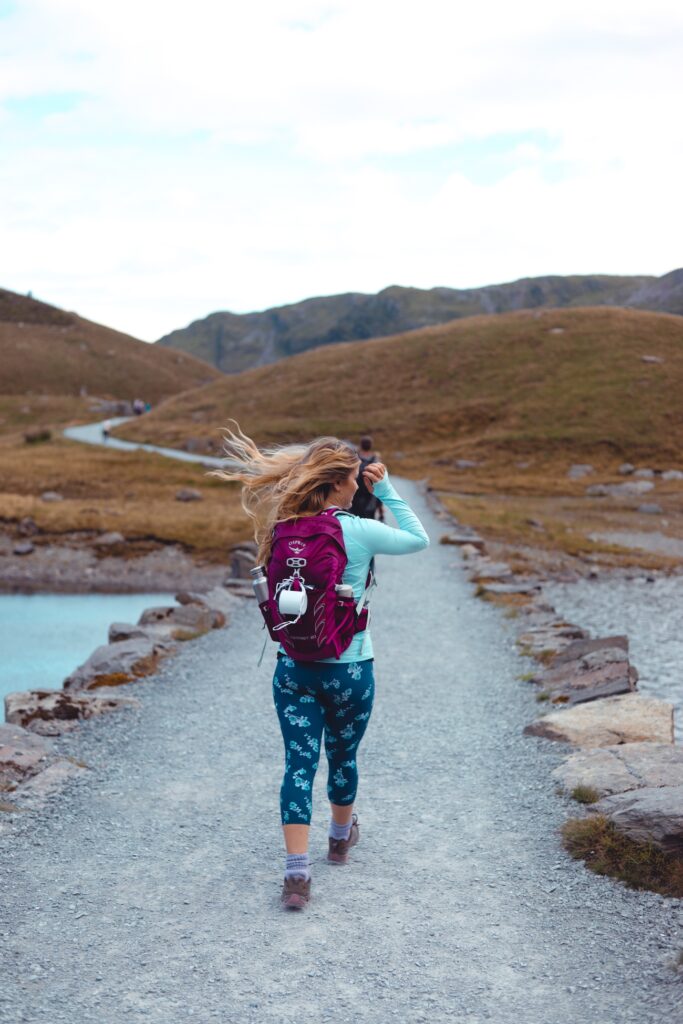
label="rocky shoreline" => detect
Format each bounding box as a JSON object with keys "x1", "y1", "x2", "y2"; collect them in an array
[
  {"x1": 0, "y1": 526, "x2": 227, "y2": 594},
  {"x1": 432, "y1": 496, "x2": 683, "y2": 876},
  {"x1": 0, "y1": 539, "x2": 259, "y2": 808},
  {"x1": 3, "y1": 495, "x2": 682, "y2": 890}
]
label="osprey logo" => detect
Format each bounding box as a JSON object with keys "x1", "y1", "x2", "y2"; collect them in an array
[{"x1": 288, "y1": 540, "x2": 306, "y2": 554}]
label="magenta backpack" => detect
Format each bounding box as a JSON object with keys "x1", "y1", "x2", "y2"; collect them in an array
[{"x1": 258, "y1": 509, "x2": 370, "y2": 662}]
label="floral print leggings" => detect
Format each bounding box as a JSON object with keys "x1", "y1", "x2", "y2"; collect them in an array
[{"x1": 272, "y1": 654, "x2": 375, "y2": 824}]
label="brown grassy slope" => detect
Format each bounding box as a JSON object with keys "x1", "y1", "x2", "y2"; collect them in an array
[
  {"x1": 118, "y1": 307, "x2": 683, "y2": 464},
  {"x1": 0, "y1": 436, "x2": 245, "y2": 559},
  {"x1": 0, "y1": 288, "x2": 221, "y2": 401}
]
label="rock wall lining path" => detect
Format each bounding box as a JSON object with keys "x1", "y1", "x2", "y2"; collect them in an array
[{"x1": 0, "y1": 480, "x2": 681, "y2": 1024}]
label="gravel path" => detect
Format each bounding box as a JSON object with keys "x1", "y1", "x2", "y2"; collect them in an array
[{"x1": 1, "y1": 480, "x2": 681, "y2": 1023}]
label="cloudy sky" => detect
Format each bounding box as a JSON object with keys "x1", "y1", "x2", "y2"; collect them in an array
[{"x1": 1, "y1": 0, "x2": 682, "y2": 340}]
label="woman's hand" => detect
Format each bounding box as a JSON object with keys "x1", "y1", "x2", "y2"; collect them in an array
[{"x1": 362, "y1": 461, "x2": 386, "y2": 493}]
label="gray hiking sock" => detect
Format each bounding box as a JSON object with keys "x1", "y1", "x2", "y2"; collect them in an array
[
  {"x1": 329, "y1": 819, "x2": 352, "y2": 841},
  {"x1": 285, "y1": 853, "x2": 310, "y2": 880}
]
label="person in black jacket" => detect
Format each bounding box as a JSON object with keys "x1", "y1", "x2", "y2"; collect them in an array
[{"x1": 351, "y1": 436, "x2": 384, "y2": 521}]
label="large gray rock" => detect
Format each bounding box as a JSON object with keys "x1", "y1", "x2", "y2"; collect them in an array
[
  {"x1": 662, "y1": 469, "x2": 683, "y2": 481},
  {"x1": 524, "y1": 694, "x2": 674, "y2": 747},
  {"x1": 0, "y1": 723, "x2": 55, "y2": 784},
  {"x1": 108, "y1": 622, "x2": 149, "y2": 643},
  {"x1": 228, "y1": 544, "x2": 257, "y2": 579},
  {"x1": 5, "y1": 688, "x2": 140, "y2": 736},
  {"x1": 586, "y1": 481, "x2": 655, "y2": 497},
  {"x1": 517, "y1": 622, "x2": 588, "y2": 657},
  {"x1": 550, "y1": 635, "x2": 628, "y2": 665},
  {"x1": 470, "y1": 561, "x2": 513, "y2": 581},
  {"x1": 553, "y1": 742, "x2": 683, "y2": 797},
  {"x1": 94, "y1": 531, "x2": 125, "y2": 548},
  {"x1": 138, "y1": 603, "x2": 223, "y2": 634},
  {"x1": 63, "y1": 637, "x2": 173, "y2": 691},
  {"x1": 537, "y1": 659, "x2": 636, "y2": 706},
  {"x1": 588, "y1": 785, "x2": 683, "y2": 856},
  {"x1": 567, "y1": 464, "x2": 594, "y2": 479},
  {"x1": 439, "y1": 533, "x2": 486, "y2": 551},
  {"x1": 479, "y1": 581, "x2": 541, "y2": 596}
]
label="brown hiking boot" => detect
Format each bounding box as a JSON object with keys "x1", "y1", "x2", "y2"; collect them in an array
[
  {"x1": 280, "y1": 875, "x2": 311, "y2": 910},
  {"x1": 327, "y1": 814, "x2": 359, "y2": 865}
]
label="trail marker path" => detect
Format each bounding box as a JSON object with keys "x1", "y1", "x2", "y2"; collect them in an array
[{"x1": 1, "y1": 476, "x2": 680, "y2": 1023}]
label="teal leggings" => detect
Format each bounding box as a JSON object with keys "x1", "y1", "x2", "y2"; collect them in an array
[{"x1": 272, "y1": 655, "x2": 375, "y2": 824}]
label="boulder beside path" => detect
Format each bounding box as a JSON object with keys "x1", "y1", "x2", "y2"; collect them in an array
[
  {"x1": 524, "y1": 693, "x2": 674, "y2": 747},
  {"x1": 553, "y1": 742, "x2": 683, "y2": 797},
  {"x1": 588, "y1": 785, "x2": 683, "y2": 856}
]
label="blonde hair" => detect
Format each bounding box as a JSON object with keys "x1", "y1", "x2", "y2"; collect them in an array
[{"x1": 211, "y1": 422, "x2": 360, "y2": 564}]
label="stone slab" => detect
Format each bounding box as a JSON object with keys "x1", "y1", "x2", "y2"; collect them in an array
[
  {"x1": 553, "y1": 742, "x2": 683, "y2": 797},
  {"x1": 588, "y1": 785, "x2": 683, "y2": 856},
  {"x1": 524, "y1": 694, "x2": 674, "y2": 747}
]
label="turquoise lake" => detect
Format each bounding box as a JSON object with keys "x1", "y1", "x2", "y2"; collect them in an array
[{"x1": 0, "y1": 593, "x2": 173, "y2": 720}]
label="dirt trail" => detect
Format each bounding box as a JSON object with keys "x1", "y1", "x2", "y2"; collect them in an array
[{"x1": 1, "y1": 480, "x2": 680, "y2": 1023}]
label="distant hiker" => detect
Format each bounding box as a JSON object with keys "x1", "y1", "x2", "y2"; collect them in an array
[
  {"x1": 101, "y1": 420, "x2": 112, "y2": 442},
  {"x1": 351, "y1": 436, "x2": 384, "y2": 521},
  {"x1": 215, "y1": 426, "x2": 429, "y2": 910},
  {"x1": 133, "y1": 398, "x2": 145, "y2": 416}
]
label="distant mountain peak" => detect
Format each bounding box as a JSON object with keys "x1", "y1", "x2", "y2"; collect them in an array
[{"x1": 157, "y1": 271, "x2": 682, "y2": 375}]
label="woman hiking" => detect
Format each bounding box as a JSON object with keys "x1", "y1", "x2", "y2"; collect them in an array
[{"x1": 216, "y1": 426, "x2": 429, "y2": 909}]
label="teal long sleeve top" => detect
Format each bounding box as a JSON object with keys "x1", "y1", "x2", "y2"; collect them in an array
[{"x1": 320, "y1": 470, "x2": 430, "y2": 663}]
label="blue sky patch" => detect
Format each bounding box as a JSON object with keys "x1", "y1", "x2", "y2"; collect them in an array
[
  {"x1": 4, "y1": 91, "x2": 88, "y2": 119},
  {"x1": 377, "y1": 130, "x2": 561, "y2": 187}
]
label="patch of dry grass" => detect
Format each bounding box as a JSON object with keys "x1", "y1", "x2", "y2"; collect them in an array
[
  {"x1": 562, "y1": 815, "x2": 683, "y2": 897},
  {"x1": 0, "y1": 395, "x2": 93, "y2": 439},
  {"x1": 0, "y1": 436, "x2": 249, "y2": 560}
]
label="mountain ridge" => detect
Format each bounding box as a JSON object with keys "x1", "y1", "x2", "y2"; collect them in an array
[{"x1": 156, "y1": 270, "x2": 683, "y2": 373}]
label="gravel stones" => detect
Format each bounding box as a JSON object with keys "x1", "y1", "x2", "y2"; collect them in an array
[{"x1": 1, "y1": 479, "x2": 681, "y2": 1024}]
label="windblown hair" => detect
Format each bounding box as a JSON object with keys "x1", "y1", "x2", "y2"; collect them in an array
[{"x1": 211, "y1": 423, "x2": 359, "y2": 564}]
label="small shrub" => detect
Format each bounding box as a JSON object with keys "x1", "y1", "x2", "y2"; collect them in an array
[
  {"x1": 536, "y1": 690, "x2": 550, "y2": 702},
  {"x1": 571, "y1": 785, "x2": 600, "y2": 804},
  {"x1": 562, "y1": 815, "x2": 683, "y2": 897}
]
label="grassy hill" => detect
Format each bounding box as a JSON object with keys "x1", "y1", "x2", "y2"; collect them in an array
[
  {"x1": 124, "y1": 306, "x2": 683, "y2": 467},
  {"x1": 117, "y1": 306, "x2": 683, "y2": 569},
  {"x1": 155, "y1": 272, "x2": 680, "y2": 373},
  {"x1": 0, "y1": 287, "x2": 221, "y2": 402}
]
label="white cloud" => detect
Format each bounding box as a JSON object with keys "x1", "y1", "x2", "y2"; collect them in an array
[{"x1": 0, "y1": 0, "x2": 682, "y2": 338}]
